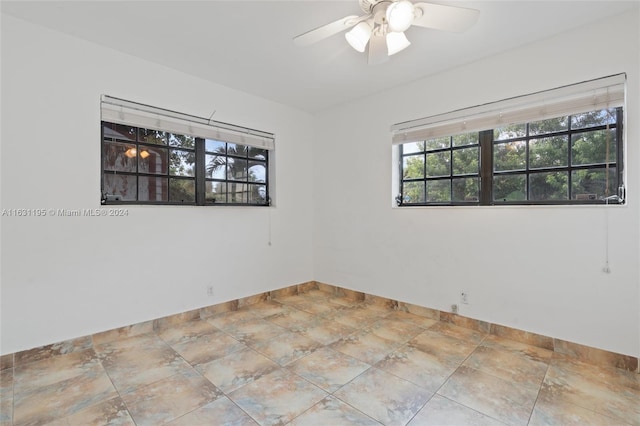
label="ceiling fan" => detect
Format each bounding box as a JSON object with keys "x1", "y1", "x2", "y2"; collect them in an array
[{"x1": 293, "y1": 0, "x2": 480, "y2": 64}]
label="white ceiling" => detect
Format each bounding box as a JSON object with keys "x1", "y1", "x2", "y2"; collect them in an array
[{"x1": 2, "y1": 0, "x2": 638, "y2": 113}]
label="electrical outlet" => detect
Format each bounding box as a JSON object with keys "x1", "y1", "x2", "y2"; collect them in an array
[
  {"x1": 460, "y1": 292, "x2": 469, "y2": 304},
  {"x1": 451, "y1": 304, "x2": 458, "y2": 314},
  {"x1": 207, "y1": 286, "x2": 214, "y2": 296}
]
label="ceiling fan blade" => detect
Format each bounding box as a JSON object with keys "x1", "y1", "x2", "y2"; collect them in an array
[
  {"x1": 294, "y1": 15, "x2": 364, "y2": 46},
  {"x1": 412, "y1": 2, "x2": 480, "y2": 33},
  {"x1": 368, "y1": 32, "x2": 389, "y2": 65}
]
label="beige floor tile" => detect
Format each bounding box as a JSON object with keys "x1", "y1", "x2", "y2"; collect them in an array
[
  {"x1": 289, "y1": 347, "x2": 370, "y2": 393},
  {"x1": 331, "y1": 306, "x2": 388, "y2": 329},
  {"x1": 334, "y1": 367, "x2": 432, "y2": 425},
  {"x1": 290, "y1": 396, "x2": 381, "y2": 425},
  {"x1": 384, "y1": 310, "x2": 439, "y2": 329},
  {"x1": 437, "y1": 365, "x2": 539, "y2": 426},
  {"x1": 550, "y1": 354, "x2": 640, "y2": 391},
  {"x1": 0, "y1": 368, "x2": 13, "y2": 425},
  {"x1": 238, "y1": 301, "x2": 289, "y2": 318},
  {"x1": 530, "y1": 388, "x2": 628, "y2": 426},
  {"x1": 13, "y1": 363, "x2": 117, "y2": 426},
  {"x1": 296, "y1": 317, "x2": 357, "y2": 345},
  {"x1": 13, "y1": 349, "x2": 101, "y2": 395},
  {"x1": 229, "y1": 369, "x2": 327, "y2": 426},
  {"x1": 463, "y1": 345, "x2": 549, "y2": 391},
  {"x1": 264, "y1": 307, "x2": 316, "y2": 331},
  {"x1": 206, "y1": 309, "x2": 260, "y2": 330},
  {"x1": 541, "y1": 363, "x2": 640, "y2": 425},
  {"x1": 95, "y1": 333, "x2": 192, "y2": 394},
  {"x1": 375, "y1": 344, "x2": 457, "y2": 393},
  {"x1": 196, "y1": 346, "x2": 279, "y2": 393},
  {"x1": 168, "y1": 396, "x2": 258, "y2": 426},
  {"x1": 429, "y1": 322, "x2": 487, "y2": 344},
  {"x1": 330, "y1": 330, "x2": 401, "y2": 364},
  {"x1": 46, "y1": 397, "x2": 135, "y2": 426},
  {"x1": 156, "y1": 319, "x2": 220, "y2": 345},
  {"x1": 165, "y1": 328, "x2": 246, "y2": 366},
  {"x1": 365, "y1": 317, "x2": 426, "y2": 343},
  {"x1": 251, "y1": 330, "x2": 321, "y2": 366},
  {"x1": 482, "y1": 335, "x2": 554, "y2": 362},
  {"x1": 223, "y1": 319, "x2": 287, "y2": 347},
  {"x1": 408, "y1": 395, "x2": 506, "y2": 426},
  {"x1": 409, "y1": 330, "x2": 479, "y2": 365},
  {"x1": 122, "y1": 370, "x2": 221, "y2": 426}
]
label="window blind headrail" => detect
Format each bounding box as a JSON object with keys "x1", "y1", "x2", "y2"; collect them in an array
[
  {"x1": 101, "y1": 95, "x2": 275, "y2": 150},
  {"x1": 391, "y1": 74, "x2": 626, "y2": 145}
]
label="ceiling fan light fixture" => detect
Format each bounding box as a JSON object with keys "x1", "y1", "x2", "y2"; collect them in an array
[
  {"x1": 386, "y1": 31, "x2": 411, "y2": 55},
  {"x1": 386, "y1": 0, "x2": 415, "y2": 33},
  {"x1": 345, "y1": 21, "x2": 372, "y2": 52}
]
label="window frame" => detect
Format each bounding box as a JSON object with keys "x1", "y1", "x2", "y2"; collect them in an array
[
  {"x1": 397, "y1": 107, "x2": 624, "y2": 207},
  {"x1": 101, "y1": 121, "x2": 270, "y2": 207}
]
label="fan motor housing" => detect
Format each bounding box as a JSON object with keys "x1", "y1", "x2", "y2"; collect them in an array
[{"x1": 359, "y1": 0, "x2": 394, "y2": 14}]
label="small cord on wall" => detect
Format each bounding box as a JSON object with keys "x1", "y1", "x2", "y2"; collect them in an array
[{"x1": 603, "y1": 197, "x2": 611, "y2": 273}]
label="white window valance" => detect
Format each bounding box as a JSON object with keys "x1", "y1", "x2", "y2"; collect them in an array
[
  {"x1": 391, "y1": 73, "x2": 626, "y2": 145},
  {"x1": 101, "y1": 95, "x2": 275, "y2": 150}
]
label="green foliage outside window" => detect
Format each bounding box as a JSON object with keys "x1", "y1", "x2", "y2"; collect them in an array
[{"x1": 399, "y1": 108, "x2": 622, "y2": 206}]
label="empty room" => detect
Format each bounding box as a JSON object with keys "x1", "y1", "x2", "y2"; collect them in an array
[{"x1": 1, "y1": 1, "x2": 639, "y2": 425}]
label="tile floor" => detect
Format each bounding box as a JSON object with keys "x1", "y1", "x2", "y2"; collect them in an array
[{"x1": 1, "y1": 290, "x2": 639, "y2": 425}]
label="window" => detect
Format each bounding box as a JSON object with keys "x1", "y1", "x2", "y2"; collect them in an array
[
  {"x1": 393, "y1": 75, "x2": 626, "y2": 206},
  {"x1": 100, "y1": 96, "x2": 273, "y2": 206},
  {"x1": 401, "y1": 132, "x2": 480, "y2": 204},
  {"x1": 204, "y1": 140, "x2": 268, "y2": 204}
]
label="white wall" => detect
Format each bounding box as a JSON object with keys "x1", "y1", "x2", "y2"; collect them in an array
[
  {"x1": 313, "y1": 10, "x2": 640, "y2": 358},
  {"x1": 0, "y1": 15, "x2": 315, "y2": 354}
]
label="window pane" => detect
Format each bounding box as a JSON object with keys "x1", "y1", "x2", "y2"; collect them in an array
[
  {"x1": 425, "y1": 137, "x2": 450, "y2": 151},
  {"x1": 138, "y1": 147, "x2": 168, "y2": 175},
  {"x1": 249, "y1": 184, "x2": 267, "y2": 204},
  {"x1": 227, "y1": 143, "x2": 247, "y2": 156},
  {"x1": 170, "y1": 149, "x2": 196, "y2": 177},
  {"x1": 103, "y1": 141, "x2": 137, "y2": 172},
  {"x1": 169, "y1": 178, "x2": 195, "y2": 203},
  {"x1": 227, "y1": 182, "x2": 248, "y2": 203},
  {"x1": 426, "y1": 180, "x2": 450, "y2": 203},
  {"x1": 139, "y1": 129, "x2": 166, "y2": 145},
  {"x1": 426, "y1": 152, "x2": 450, "y2": 177},
  {"x1": 452, "y1": 147, "x2": 479, "y2": 175},
  {"x1": 248, "y1": 147, "x2": 267, "y2": 160},
  {"x1": 403, "y1": 155, "x2": 424, "y2": 179},
  {"x1": 248, "y1": 161, "x2": 266, "y2": 183},
  {"x1": 494, "y1": 123, "x2": 526, "y2": 141},
  {"x1": 103, "y1": 123, "x2": 136, "y2": 142},
  {"x1": 571, "y1": 108, "x2": 616, "y2": 130},
  {"x1": 227, "y1": 158, "x2": 248, "y2": 181},
  {"x1": 402, "y1": 142, "x2": 425, "y2": 154},
  {"x1": 206, "y1": 181, "x2": 227, "y2": 203},
  {"x1": 452, "y1": 177, "x2": 479, "y2": 202},
  {"x1": 493, "y1": 175, "x2": 526, "y2": 201},
  {"x1": 571, "y1": 168, "x2": 617, "y2": 200},
  {"x1": 528, "y1": 116, "x2": 568, "y2": 135},
  {"x1": 205, "y1": 139, "x2": 226, "y2": 153},
  {"x1": 452, "y1": 132, "x2": 478, "y2": 147},
  {"x1": 529, "y1": 171, "x2": 568, "y2": 201},
  {"x1": 402, "y1": 181, "x2": 425, "y2": 203},
  {"x1": 529, "y1": 136, "x2": 568, "y2": 169},
  {"x1": 494, "y1": 141, "x2": 526, "y2": 171},
  {"x1": 571, "y1": 129, "x2": 616, "y2": 166},
  {"x1": 205, "y1": 154, "x2": 226, "y2": 179},
  {"x1": 138, "y1": 176, "x2": 168, "y2": 202},
  {"x1": 168, "y1": 133, "x2": 195, "y2": 149},
  {"x1": 103, "y1": 174, "x2": 136, "y2": 201}
]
